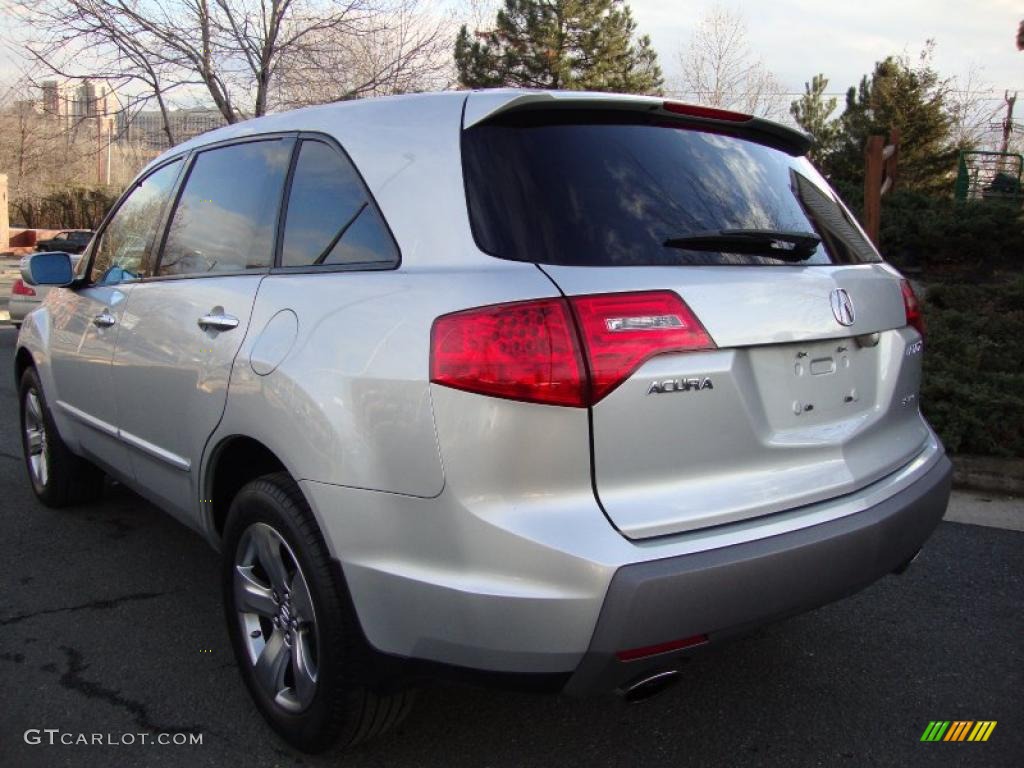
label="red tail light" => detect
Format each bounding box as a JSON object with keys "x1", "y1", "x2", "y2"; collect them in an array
[
  {"x1": 570, "y1": 291, "x2": 715, "y2": 402},
  {"x1": 663, "y1": 101, "x2": 752, "y2": 122},
  {"x1": 430, "y1": 298, "x2": 587, "y2": 407},
  {"x1": 900, "y1": 279, "x2": 925, "y2": 338},
  {"x1": 430, "y1": 291, "x2": 715, "y2": 407},
  {"x1": 12, "y1": 279, "x2": 36, "y2": 297}
]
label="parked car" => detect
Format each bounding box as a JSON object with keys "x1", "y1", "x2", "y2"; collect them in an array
[
  {"x1": 8, "y1": 253, "x2": 83, "y2": 327},
  {"x1": 34, "y1": 229, "x2": 94, "y2": 254},
  {"x1": 14, "y1": 90, "x2": 952, "y2": 753}
]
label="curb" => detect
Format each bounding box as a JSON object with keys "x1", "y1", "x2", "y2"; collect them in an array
[{"x1": 952, "y1": 455, "x2": 1024, "y2": 496}]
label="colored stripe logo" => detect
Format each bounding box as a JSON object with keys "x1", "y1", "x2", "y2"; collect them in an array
[{"x1": 920, "y1": 721, "x2": 997, "y2": 742}]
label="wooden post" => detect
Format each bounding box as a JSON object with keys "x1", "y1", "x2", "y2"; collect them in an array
[{"x1": 863, "y1": 135, "x2": 884, "y2": 246}]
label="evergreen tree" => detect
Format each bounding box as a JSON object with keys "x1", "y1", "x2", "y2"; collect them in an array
[
  {"x1": 454, "y1": 0, "x2": 663, "y2": 94},
  {"x1": 790, "y1": 74, "x2": 840, "y2": 167},
  {"x1": 826, "y1": 49, "x2": 956, "y2": 195}
]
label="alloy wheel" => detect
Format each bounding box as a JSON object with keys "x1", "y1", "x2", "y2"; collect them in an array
[
  {"x1": 23, "y1": 388, "x2": 48, "y2": 489},
  {"x1": 234, "y1": 522, "x2": 319, "y2": 713}
]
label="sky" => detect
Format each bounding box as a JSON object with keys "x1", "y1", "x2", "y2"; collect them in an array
[
  {"x1": 1, "y1": 0, "x2": 1021, "y2": 109},
  {"x1": 632, "y1": 0, "x2": 1023, "y2": 100}
]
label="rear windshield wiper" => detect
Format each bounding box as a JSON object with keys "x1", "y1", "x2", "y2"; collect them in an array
[{"x1": 663, "y1": 229, "x2": 821, "y2": 262}]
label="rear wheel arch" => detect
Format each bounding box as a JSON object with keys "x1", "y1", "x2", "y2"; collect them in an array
[
  {"x1": 205, "y1": 435, "x2": 289, "y2": 540},
  {"x1": 14, "y1": 347, "x2": 36, "y2": 387}
]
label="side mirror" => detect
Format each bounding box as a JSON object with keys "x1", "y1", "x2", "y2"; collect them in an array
[{"x1": 21, "y1": 251, "x2": 75, "y2": 287}]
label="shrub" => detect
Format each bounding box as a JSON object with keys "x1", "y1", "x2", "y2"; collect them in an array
[
  {"x1": 881, "y1": 193, "x2": 1024, "y2": 277},
  {"x1": 829, "y1": 186, "x2": 1024, "y2": 278},
  {"x1": 921, "y1": 275, "x2": 1024, "y2": 457},
  {"x1": 11, "y1": 185, "x2": 122, "y2": 229}
]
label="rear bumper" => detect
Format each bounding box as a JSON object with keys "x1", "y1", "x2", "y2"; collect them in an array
[
  {"x1": 564, "y1": 453, "x2": 952, "y2": 695},
  {"x1": 7, "y1": 296, "x2": 39, "y2": 323}
]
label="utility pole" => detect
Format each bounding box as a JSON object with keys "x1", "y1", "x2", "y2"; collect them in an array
[
  {"x1": 1001, "y1": 91, "x2": 1017, "y2": 154},
  {"x1": 96, "y1": 112, "x2": 103, "y2": 185},
  {"x1": 999, "y1": 91, "x2": 1017, "y2": 175}
]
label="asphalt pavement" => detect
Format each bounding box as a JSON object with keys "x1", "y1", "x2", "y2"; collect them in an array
[{"x1": 0, "y1": 323, "x2": 1021, "y2": 768}]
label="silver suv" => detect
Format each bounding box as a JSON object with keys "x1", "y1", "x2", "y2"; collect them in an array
[{"x1": 15, "y1": 90, "x2": 952, "y2": 752}]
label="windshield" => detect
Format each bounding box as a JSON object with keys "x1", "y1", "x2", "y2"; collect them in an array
[{"x1": 462, "y1": 112, "x2": 881, "y2": 267}]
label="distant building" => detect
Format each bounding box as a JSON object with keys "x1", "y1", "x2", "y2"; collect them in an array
[
  {"x1": 116, "y1": 108, "x2": 227, "y2": 150},
  {"x1": 40, "y1": 79, "x2": 117, "y2": 136}
]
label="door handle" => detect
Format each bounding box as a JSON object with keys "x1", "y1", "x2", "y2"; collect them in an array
[
  {"x1": 197, "y1": 311, "x2": 239, "y2": 332},
  {"x1": 92, "y1": 311, "x2": 116, "y2": 328}
]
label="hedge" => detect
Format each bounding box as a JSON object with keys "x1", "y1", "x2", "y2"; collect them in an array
[
  {"x1": 11, "y1": 186, "x2": 122, "y2": 230},
  {"x1": 832, "y1": 185, "x2": 1024, "y2": 277},
  {"x1": 921, "y1": 275, "x2": 1024, "y2": 457}
]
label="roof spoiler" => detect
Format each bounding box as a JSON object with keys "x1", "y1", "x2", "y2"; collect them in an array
[{"x1": 463, "y1": 89, "x2": 813, "y2": 157}]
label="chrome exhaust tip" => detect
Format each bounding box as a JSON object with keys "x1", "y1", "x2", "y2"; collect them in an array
[
  {"x1": 892, "y1": 548, "x2": 922, "y2": 575},
  {"x1": 619, "y1": 669, "x2": 681, "y2": 703}
]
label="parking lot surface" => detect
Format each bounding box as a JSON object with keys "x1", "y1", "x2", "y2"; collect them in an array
[{"x1": 0, "y1": 324, "x2": 1021, "y2": 767}]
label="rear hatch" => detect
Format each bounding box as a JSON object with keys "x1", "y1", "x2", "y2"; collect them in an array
[{"x1": 461, "y1": 95, "x2": 930, "y2": 539}]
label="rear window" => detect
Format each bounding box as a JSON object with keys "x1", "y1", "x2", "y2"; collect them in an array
[{"x1": 462, "y1": 112, "x2": 881, "y2": 267}]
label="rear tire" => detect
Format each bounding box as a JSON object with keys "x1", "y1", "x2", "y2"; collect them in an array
[
  {"x1": 19, "y1": 367, "x2": 104, "y2": 507},
  {"x1": 222, "y1": 472, "x2": 413, "y2": 753}
]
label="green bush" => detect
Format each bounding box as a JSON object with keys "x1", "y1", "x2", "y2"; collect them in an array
[
  {"x1": 921, "y1": 275, "x2": 1024, "y2": 457},
  {"x1": 830, "y1": 186, "x2": 1024, "y2": 277},
  {"x1": 881, "y1": 193, "x2": 1024, "y2": 276}
]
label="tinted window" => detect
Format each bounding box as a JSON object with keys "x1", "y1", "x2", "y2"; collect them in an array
[
  {"x1": 91, "y1": 159, "x2": 182, "y2": 284},
  {"x1": 463, "y1": 113, "x2": 881, "y2": 267},
  {"x1": 159, "y1": 140, "x2": 289, "y2": 277},
  {"x1": 281, "y1": 140, "x2": 398, "y2": 268}
]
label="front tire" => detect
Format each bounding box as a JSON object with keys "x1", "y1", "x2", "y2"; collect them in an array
[
  {"x1": 19, "y1": 367, "x2": 104, "y2": 507},
  {"x1": 222, "y1": 472, "x2": 413, "y2": 753}
]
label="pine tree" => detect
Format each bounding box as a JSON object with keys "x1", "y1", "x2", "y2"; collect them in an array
[
  {"x1": 826, "y1": 49, "x2": 956, "y2": 195},
  {"x1": 790, "y1": 74, "x2": 840, "y2": 166},
  {"x1": 454, "y1": 0, "x2": 663, "y2": 95}
]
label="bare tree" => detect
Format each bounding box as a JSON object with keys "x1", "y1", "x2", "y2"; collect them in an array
[
  {"x1": 674, "y1": 6, "x2": 785, "y2": 119},
  {"x1": 10, "y1": 0, "x2": 423, "y2": 133},
  {"x1": 946, "y1": 65, "x2": 1004, "y2": 150},
  {"x1": 272, "y1": 0, "x2": 455, "y2": 108},
  {"x1": 0, "y1": 87, "x2": 51, "y2": 195},
  {"x1": 0, "y1": 81, "x2": 158, "y2": 227},
  {"x1": 459, "y1": 0, "x2": 500, "y2": 33}
]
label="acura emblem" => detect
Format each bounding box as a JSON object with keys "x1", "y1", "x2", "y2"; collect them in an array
[{"x1": 830, "y1": 289, "x2": 855, "y2": 326}]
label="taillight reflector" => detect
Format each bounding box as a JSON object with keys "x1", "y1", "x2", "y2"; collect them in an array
[
  {"x1": 900, "y1": 279, "x2": 925, "y2": 338},
  {"x1": 616, "y1": 633, "x2": 709, "y2": 662},
  {"x1": 430, "y1": 291, "x2": 715, "y2": 407},
  {"x1": 12, "y1": 279, "x2": 36, "y2": 297},
  {"x1": 663, "y1": 101, "x2": 752, "y2": 122}
]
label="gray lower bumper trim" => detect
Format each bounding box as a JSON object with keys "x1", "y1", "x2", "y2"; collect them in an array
[{"x1": 565, "y1": 454, "x2": 953, "y2": 695}]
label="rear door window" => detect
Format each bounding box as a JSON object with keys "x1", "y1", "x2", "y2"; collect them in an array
[
  {"x1": 158, "y1": 139, "x2": 290, "y2": 277},
  {"x1": 462, "y1": 112, "x2": 880, "y2": 267},
  {"x1": 280, "y1": 139, "x2": 398, "y2": 268}
]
